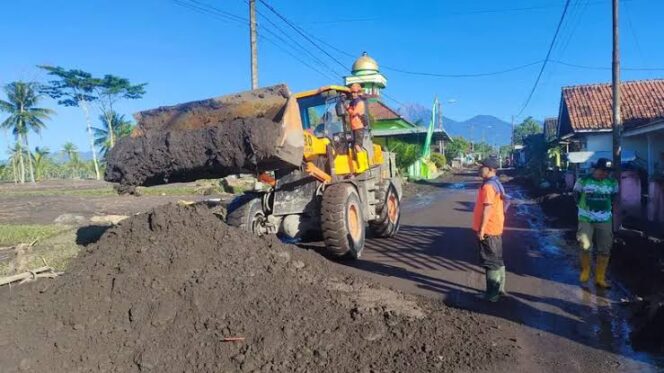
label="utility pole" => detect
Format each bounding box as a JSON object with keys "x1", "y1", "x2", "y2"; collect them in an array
[
  {"x1": 612, "y1": 0, "x2": 622, "y2": 228},
  {"x1": 511, "y1": 115, "x2": 515, "y2": 165},
  {"x1": 437, "y1": 98, "x2": 444, "y2": 154},
  {"x1": 249, "y1": 0, "x2": 258, "y2": 89},
  {"x1": 612, "y1": 0, "x2": 622, "y2": 176}
]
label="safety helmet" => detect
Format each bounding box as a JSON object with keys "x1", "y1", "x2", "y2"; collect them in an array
[{"x1": 350, "y1": 83, "x2": 362, "y2": 93}]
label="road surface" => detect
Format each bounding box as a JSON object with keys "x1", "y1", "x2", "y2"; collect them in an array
[{"x1": 346, "y1": 173, "x2": 663, "y2": 372}]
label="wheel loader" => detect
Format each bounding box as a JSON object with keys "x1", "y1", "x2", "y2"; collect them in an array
[{"x1": 107, "y1": 84, "x2": 401, "y2": 258}]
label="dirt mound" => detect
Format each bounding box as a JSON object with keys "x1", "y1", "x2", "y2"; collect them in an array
[
  {"x1": 105, "y1": 117, "x2": 285, "y2": 188},
  {"x1": 0, "y1": 204, "x2": 515, "y2": 372}
]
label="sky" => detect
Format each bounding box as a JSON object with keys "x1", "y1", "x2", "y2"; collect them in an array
[{"x1": 1, "y1": 0, "x2": 663, "y2": 154}]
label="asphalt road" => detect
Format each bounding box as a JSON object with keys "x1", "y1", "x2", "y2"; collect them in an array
[{"x1": 344, "y1": 174, "x2": 663, "y2": 372}]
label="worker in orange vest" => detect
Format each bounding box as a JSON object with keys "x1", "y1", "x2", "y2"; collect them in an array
[{"x1": 346, "y1": 83, "x2": 368, "y2": 153}]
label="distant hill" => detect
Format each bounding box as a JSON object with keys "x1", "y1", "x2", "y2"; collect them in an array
[{"x1": 398, "y1": 103, "x2": 514, "y2": 146}]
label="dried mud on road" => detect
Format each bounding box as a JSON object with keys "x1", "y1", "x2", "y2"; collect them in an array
[{"x1": 0, "y1": 203, "x2": 517, "y2": 373}]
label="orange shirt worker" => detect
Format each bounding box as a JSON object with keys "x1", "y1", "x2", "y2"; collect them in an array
[
  {"x1": 346, "y1": 83, "x2": 367, "y2": 153},
  {"x1": 472, "y1": 157, "x2": 507, "y2": 302}
]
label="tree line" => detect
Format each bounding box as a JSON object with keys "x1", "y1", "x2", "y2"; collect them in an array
[{"x1": 0, "y1": 66, "x2": 145, "y2": 184}]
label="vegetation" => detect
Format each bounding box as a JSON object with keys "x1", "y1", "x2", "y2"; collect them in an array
[
  {"x1": 513, "y1": 116, "x2": 543, "y2": 145},
  {"x1": 0, "y1": 81, "x2": 54, "y2": 184},
  {"x1": 430, "y1": 152, "x2": 447, "y2": 168},
  {"x1": 38, "y1": 66, "x2": 146, "y2": 179},
  {"x1": 386, "y1": 138, "x2": 423, "y2": 171},
  {"x1": 0, "y1": 224, "x2": 70, "y2": 246},
  {"x1": 93, "y1": 111, "x2": 134, "y2": 158},
  {"x1": 444, "y1": 136, "x2": 470, "y2": 162}
]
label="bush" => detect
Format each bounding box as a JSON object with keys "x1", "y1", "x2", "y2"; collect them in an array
[
  {"x1": 430, "y1": 153, "x2": 447, "y2": 168},
  {"x1": 386, "y1": 139, "x2": 422, "y2": 171}
]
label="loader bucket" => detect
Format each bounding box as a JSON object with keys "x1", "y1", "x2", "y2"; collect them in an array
[{"x1": 105, "y1": 84, "x2": 305, "y2": 187}]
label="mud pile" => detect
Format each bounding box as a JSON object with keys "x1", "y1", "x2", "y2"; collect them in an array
[
  {"x1": 0, "y1": 204, "x2": 515, "y2": 372},
  {"x1": 104, "y1": 84, "x2": 299, "y2": 188},
  {"x1": 105, "y1": 117, "x2": 283, "y2": 187}
]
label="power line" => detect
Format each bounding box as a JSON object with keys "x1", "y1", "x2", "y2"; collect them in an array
[
  {"x1": 516, "y1": 0, "x2": 573, "y2": 117},
  {"x1": 382, "y1": 60, "x2": 544, "y2": 78},
  {"x1": 171, "y1": 0, "x2": 338, "y2": 81},
  {"x1": 248, "y1": 1, "x2": 344, "y2": 78},
  {"x1": 257, "y1": 0, "x2": 349, "y2": 71},
  {"x1": 172, "y1": 0, "x2": 244, "y2": 25},
  {"x1": 551, "y1": 60, "x2": 664, "y2": 71}
]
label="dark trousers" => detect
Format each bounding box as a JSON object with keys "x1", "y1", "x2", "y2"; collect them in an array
[{"x1": 478, "y1": 235, "x2": 504, "y2": 270}]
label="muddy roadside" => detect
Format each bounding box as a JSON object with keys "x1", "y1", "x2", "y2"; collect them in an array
[
  {"x1": 511, "y1": 173, "x2": 664, "y2": 355},
  {"x1": 0, "y1": 203, "x2": 519, "y2": 372}
]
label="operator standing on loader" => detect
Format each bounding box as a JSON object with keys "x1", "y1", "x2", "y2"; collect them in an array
[
  {"x1": 574, "y1": 158, "x2": 619, "y2": 288},
  {"x1": 347, "y1": 83, "x2": 368, "y2": 153}
]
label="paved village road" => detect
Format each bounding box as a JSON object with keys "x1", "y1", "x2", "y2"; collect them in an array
[{"x1": 343, "y1": 174, "x2": 663, "y2": 372}]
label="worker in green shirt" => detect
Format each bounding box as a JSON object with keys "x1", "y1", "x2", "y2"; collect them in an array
[{"x1": 573, "y1": 158, "x2": 619, "y2": 288}]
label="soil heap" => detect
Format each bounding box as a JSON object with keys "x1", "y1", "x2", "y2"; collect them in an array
[
  {"x1": 104, "y1": 84, "x2": 296, "y2": 189},
  {"x1": 0, "y1": 204, "x2": 516, "y2": 372}
]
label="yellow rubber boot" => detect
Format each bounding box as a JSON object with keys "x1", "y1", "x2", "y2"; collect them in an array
[
  {"x1": 595, "y1": 255, "x2": 611, "y2": 289},
  {"x1": 579, "y1": 251, "x2": 591, "y2": 283}
]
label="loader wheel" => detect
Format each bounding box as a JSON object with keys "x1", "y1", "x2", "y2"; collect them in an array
[
  {"x1": 369, "y1": 183, "x2": 400, "y2": 238},
  {"x1": 321, "y1": 183, "x2": 366, "y2": 259},
  {"x1": 227, "y1": 194, "x2": 267, "y2": 236}
]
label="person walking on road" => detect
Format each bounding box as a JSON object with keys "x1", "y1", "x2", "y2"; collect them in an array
[
  {"x1": 473, "y1": 157, "x2": 508, "y2": 302},
  {"x1": 574, "y1": 158, "x2": 619, "y2": 288}
]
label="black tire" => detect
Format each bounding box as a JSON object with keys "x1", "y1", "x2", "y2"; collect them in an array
[
  {"x1": 369, "y1": 183, "x2": 400, "y2": 238},
  {"x1": 321, "y1": 183, "x2": 366, "y2": 259},
  {"x1": 226, "y1": 194, "x2": 266, "y2": 235}
]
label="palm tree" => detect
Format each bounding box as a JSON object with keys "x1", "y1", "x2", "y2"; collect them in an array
[
  {"x1": 0, "y1": 81, "x2": 54, "y2": 183},
  {"x1": 93, "y1": 111, "x2": 133, "y2": 159},
  {"x1": 61, "y1": 142, "x2": 80, "y2": 178},
  {"x1": 32, "y1": 146, "x2": 51, "y2": 181},
  {"x1": 7, "y1": 143, "x2": 25, "y2": 183}
]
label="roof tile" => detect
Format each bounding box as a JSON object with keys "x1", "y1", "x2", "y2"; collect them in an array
[{"x1": 562, "y1": 79, "x2": 664, "y2": 131}]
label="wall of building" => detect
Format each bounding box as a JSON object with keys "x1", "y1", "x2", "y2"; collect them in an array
[
  {"x1": 650, "y1": 132, "x2": 664, "y2": 174},
  {"x1": 584, "y1": 133, "x2": 612, "y2": 151},
  {"x1": 624, "y1": 136, "x2": 649, "y2": 161}
]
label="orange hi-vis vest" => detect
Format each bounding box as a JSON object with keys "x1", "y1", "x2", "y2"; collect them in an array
[{"x1": 348, "y1": 99, "x2": 366, "y2": 130}]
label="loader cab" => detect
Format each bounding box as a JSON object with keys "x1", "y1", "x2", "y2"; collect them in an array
[{"x1": 295, "y1": 86, "x2": 350, "y2": 140}]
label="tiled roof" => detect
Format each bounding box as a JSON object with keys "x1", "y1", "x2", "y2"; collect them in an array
[
  {"x1": 562, "y1": 79, "x2": 664, "y2": 131},
  {"x1": 368, "y1": 100, "x2": 403, "y2": 121},
  {"x1": 543, "y1": 117, "x2": 558, "y2": 140}
]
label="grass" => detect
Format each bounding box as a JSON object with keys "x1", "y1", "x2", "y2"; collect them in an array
[
  {"x1": 0, "y1": 224, "x2": 80, "y2": 277},
  {"x1": 0, "y1": 224, "x2": 71, "y2": 246}
]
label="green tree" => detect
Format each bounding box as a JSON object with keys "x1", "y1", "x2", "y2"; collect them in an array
[
  {"x1": 32, "y1": 146, "x2": 51, "y2": 181},
  {"x1": 387, "y1": 138, "x2": 422, "y2": 171},
  {"x1": 93, "y1": 112, "x2": 133, "y2": 158},
  {"x1": 444, "y1": 136, "x2": 471, "y2": 162},
  {"x1": 0, "y1": 81, "x2": 54, "y2": 183},
  {"x1": 6, "y1": 143, "x2": 26, "y2": 183},
  {"x1": 61, "y1": 142, "x2": 81, "y2": 178},
  {"x1": 94, "y1": 75, "x2": 145, "y2": 148},
  {"x1": 513, "y1": 116, "x2": 543, "y2": 145},
  {"x1": 39, "y1": 66, "x2": 102, "y2": 180}
]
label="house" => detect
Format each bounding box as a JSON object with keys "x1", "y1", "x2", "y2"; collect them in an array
[
  {"x1": 556, "y1": 79, "x2": 664, "y2": 234},
  {"x1": 557, "y1": 79, "x2": 664, "y2": 169}
]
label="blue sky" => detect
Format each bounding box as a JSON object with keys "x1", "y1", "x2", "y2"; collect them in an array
[{"x1": 1, "y1": 0, "x2": 663, "y2": 153}]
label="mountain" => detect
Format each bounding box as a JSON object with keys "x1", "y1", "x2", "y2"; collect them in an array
[{"x1": 398, "y1": 103, "x2": 513, "y2": 146}]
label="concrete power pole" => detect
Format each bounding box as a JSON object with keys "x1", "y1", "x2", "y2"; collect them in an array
[
  {"x1": 511, "y1": 115, "x2": 515, "y2": 165},
  {"x1": 249, "y1": 0, "x2": 258, "y2": 89},
  {"x1": 612, "y1": 0, "x2": 622, "y2": 228},
  {"x1": 437, "y1": 98, "x2": 444, "y2": 154},
  {"x1": 612, "y1": 0, "x2": 622, "y2": 175}
]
